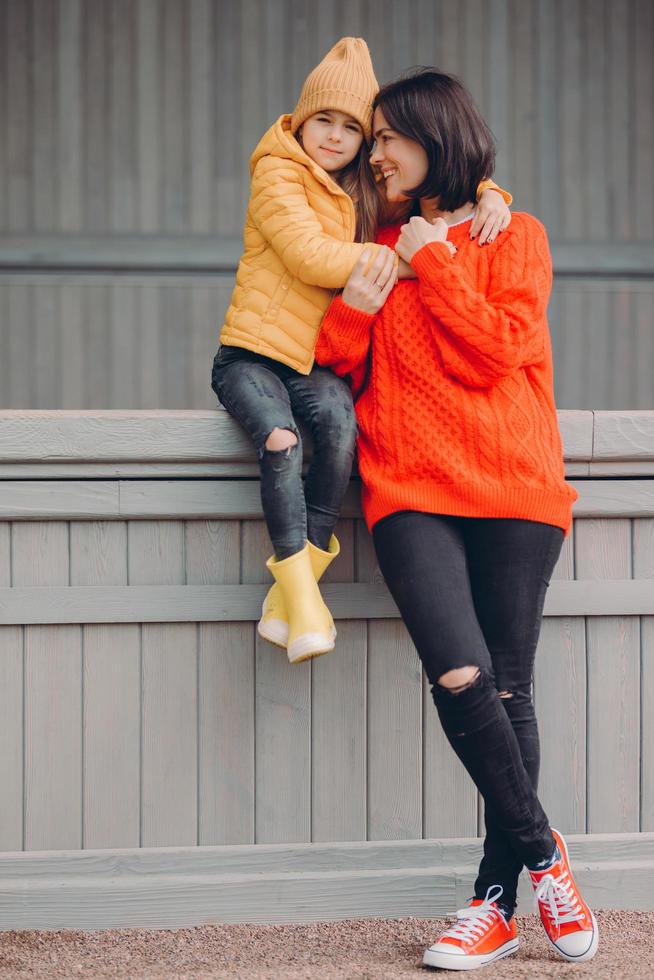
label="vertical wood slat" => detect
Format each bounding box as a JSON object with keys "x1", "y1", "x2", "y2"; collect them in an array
[
  {"x1": 367, "y1": 620, "x2": 422, "y2": 841},
  {"x1": 186, "y1": 519, "x2": 255, "y2": 846},
  {"x1": 12, "y1": 521, "x2": 82, "y2": 850},
  {"x1": 242, "y1": 520, "x2": 312, "y2": 844},
  {"x1": 83, "y1": 0, "x2": 109, "y2": 231},
  {"x1": 57, "y1": 0, "x2": 82, "y2": 231},
  {"x1": 311, "y1": 520, "x2": 368, "y2": 843},
  {"x1": 535, "y1": 523, "x2": 586, "y2": 833},
  {"x1": 32, "y1": 0, "x2": 57, "y2": 232},
  {"x1": 633, "y1": 518, "x2": 654, "y2": 831},
  {"x1": 110, "y1": 0, "x2": 136, "y2": 231},
  {"x1": 70, "y1": 521, "x2": 140, "y2": 849},
  {"x1": 129, "y1": 521, "x2": 197, "y2": 846},
  {"x1": 575, "y1": 519, "x2": 640, "y2": 832},
  {"x1": 0, "y1": 524, "x2": 22, "y2": 850}
]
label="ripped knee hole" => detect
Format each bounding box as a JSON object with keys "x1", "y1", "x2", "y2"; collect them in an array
[
  {"x1": 437, "y1": 665, "x2": 481, "y2": 695},
  {"x1": 264, "y1": 428, "x2": 298, "y2": 453}
]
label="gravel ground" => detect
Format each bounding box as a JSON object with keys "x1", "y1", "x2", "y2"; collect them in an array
[{"x1": 0, "y1": 911, "x2": 652, "y2": 979}]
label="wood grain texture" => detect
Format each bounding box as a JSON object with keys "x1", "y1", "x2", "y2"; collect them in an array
[{"x1": 575, "y1": 519, "x2": 640, "y2": 832}]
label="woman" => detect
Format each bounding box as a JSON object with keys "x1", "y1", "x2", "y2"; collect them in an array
[{"x1": 315, "y1": 69, "x2": 597, "y2": 971}]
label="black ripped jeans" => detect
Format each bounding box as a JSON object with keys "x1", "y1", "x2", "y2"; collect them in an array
[
  {"x1": 373, "y1": 511, "x2": 564, "y2": 911},
  {"x1": 212, "y1": 345, "x2": 357, "y2": 559}
]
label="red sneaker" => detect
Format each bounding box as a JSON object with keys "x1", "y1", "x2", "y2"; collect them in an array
[
  {"x1": 422, "y1": 886, "x2": 518, "y2": 971},
  {"x1": 528, "y1": 828, "x2": 598, "y2": 962}
]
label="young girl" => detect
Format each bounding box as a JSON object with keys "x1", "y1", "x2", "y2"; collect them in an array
[{"x1": 212, "y1": 38, "x2": 511, "y2": 664}]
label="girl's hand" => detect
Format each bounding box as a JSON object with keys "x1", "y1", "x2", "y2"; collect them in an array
[
  {"x1": 342, "y1": 246, "x2": 398, "y2": 314},
  {"x1": 470, "y1": 189, "x2": 511, "y2": 245},
  {"x1": 396, "y1": 216, "x2": 455, "y2": 264}
]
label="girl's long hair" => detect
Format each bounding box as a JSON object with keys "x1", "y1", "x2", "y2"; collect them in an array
[{"x1": 336, "y1": 145, "x2": 384, "y2": 244}]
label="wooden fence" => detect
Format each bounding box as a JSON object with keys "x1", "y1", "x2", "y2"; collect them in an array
[{"x1": 0, "y1": 408, "x2": 653, "y2": 928}]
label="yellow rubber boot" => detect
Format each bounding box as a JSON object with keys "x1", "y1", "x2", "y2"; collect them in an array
[
  {"x1": 265, "y1": 543, "x2": 336, "y2": 663},
  {"x1": 258, "y1": 536, "x2": 340, "y2": 649}
]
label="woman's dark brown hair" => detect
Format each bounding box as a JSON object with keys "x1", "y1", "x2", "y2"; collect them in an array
[{"x1": 373, "y1": 69, "x2": 496, "y2": 212}]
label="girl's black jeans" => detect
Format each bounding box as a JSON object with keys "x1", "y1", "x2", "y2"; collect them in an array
[
  {"x1": 212, "y1": 345, "x2": 358, "y2": 559},
  {"x1": 372, "y1": 510, "x2": 564, "y2": 911}
]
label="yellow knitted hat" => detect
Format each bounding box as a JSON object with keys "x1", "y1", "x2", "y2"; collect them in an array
[{"x1": 291, "y1": 37, "x2": 379, "y2": 143}]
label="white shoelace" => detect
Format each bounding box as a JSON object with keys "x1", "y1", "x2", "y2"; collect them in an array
[
  {"x1": 440, "y1": 885, "x2": 506, "y2": 945},
  {"x1": 534, "y1": 869, "x2": 585, "y2": 928}
]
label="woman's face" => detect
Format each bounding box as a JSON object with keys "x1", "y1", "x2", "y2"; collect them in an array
[
  {"x1": 370, "y1": 106, "x2": 428, "y2": 201},
  {"x1": 299, "y1": 110, "x2": 364, "y2": 173}
]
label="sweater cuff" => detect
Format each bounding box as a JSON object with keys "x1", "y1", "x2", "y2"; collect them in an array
[
  {"x1": 411, "y1": 241, "x2": 454, "y2": 280},
  {"x1": 326, "y1": 295, "x2": 376, "y2": 338}
]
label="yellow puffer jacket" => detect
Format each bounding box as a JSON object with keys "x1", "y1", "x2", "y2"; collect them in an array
[
  {"x1": 220, "y1": 114, "x2": 386, "y2": 375},
  {"x1": 220, "y1": 114, "x2": 512, "y2": 375}
]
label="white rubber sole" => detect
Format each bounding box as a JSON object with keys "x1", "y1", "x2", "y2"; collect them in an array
[
  {"x1": 537, "y1": 830, "x2": 599, "y2": 963},
  {"x1": 257, "y1": 617, "x2": 289, "y2": 649},
  {"x1": 422, "y1": 937, "x2": 518, "y2": 971},
  {"x1": 287, "y1": 630, "x2": 337, "y2": 664}
]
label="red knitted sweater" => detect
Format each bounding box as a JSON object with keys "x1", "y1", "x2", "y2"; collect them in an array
[{"x1": 315, "y1": 211, "x2": 578, "y2": 534}]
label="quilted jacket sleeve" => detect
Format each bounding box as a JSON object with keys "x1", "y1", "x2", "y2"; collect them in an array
[{"x1": 250, "y1": 157, "x2": 385, "y2": 289}]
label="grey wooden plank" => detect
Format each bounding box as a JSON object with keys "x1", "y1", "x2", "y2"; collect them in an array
[
  {"x1": 311, "y1": 523, "x2": 367, "y2": 843},
  {"x1": 0, "y1": 849, "x2": 652, "y2": 930},
  {"x1": 593, "y1": 412, "x2": 654, "y2": 460},
  {"x1": 0, "y1": 625, "x2": 23, "y2": 850},
  {"x1": 70, "y1": 521, "x2": 139, "y2": 848},
  {"x1": 127, "y1": 520, "x2": 185, "y2": 586},
  {"x1": 0, "y1": 0, "x2": 6, "y2": 231},
  {"x1": 0, "y1": 410, "x2": 599, "y2": 463},
  {"x1": 6, "y1": 0, "x2": 31, "y2": 231},
  {"x1": 83, "y1": 624, "x2": 140, "y2": 848},
  {"x1": 0, "y1": 482, "x2": 120, "y2": 519},
  {"x1": 576, "y1": 519, "x2": 640, "y2": 832},
  {"x1": 136, "y1": 0, "x2": 160, "y2": 233},
  {"x1": 634, "y1": 0, "x2": 653, "y2": 242},
  {"x1": 32, "y1": 0, "x2": 56, "y2": 232},
  {"x1": 185, "y1": 517, "x2": 254, "y2": 845},
  {"x1": 162, "y1": 0, "x2": 188, "y2": 232},
  {"x1": 141, "y1": 622, "x2": 198, "y2": 846},
  {"x1": 189, "y1": 0, "x2": 212, "y2": 234},
  {"x1": 137, "y1": 283, "x2": 162, "y2": 408},
  {"x1": 57, "y1": 0, "x2": 83, "y2": 232},
  {"x1": 634, "y1": 518, "x2": 654, "y2": 831},
  {"x1": 242, "y1": 521, "x2": 312, "y2": 845},
  {"x1": 487, "y1": 0, "x2": 510, "y2": 183},
  {"x1": 33, "y1": 284, "x2": 61, "y2": 409},
  {"x1": 312, "y1": 619, "x2": 367, "y2": 843},
  {"x1": 108, "y1": 284, "x2": 138, "y2": 407},
  {"x1": 559, "y1": 0, "x2": 583, "y2": 240},
  {"x1": 109, "y1": 0, "x2": 136, "y2": 231},
  {"x1": 536, "y1": 0, "x2": 559, "y2": 235},
  {"x1": 83, "y1": 0, "x2": 110, "y2": 230},
  {"x1": 583, "y1": 0, "x2": 609, "y2": 241},
  {"x1": 6, "y1": 283, "x2": 34, "y2": 408},
  {"x1": 24, "y1": 624, "x2": 82, "y2": 850},
  {"x1": 59, "y1": 282, "x2": 85, "y2": 408},
  {"x1": 508, "y1": 0, "x2": 536, "y2": 210},
  {"x1": 11, "y1": 521, "x2": 69, "y2": 585},
  {"x1": 0, "y1": 831, "x2": 651, "y2": 880},
  {"x1": 367, "y1": 621, "x2": 422, "y2": 841},
  {"x1": 608, "y1": 0, "x2": 632, "y2": 241},
  {"x1": 535, "y1": 523, "x2": 586, "y2": 833},
  {"x1": 198, "y1": 622, "x2": 255, "y2": 845},
  {"x1": 3, "y1": 578, "x2": 654, "y2": 627}
]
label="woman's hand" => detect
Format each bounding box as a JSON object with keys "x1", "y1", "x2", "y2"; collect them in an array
[
  {"x1": 342, "y1": 246, "x2": 398, "y2": 314},
  {"x1": 470, "y1": 189, "x2": 511, "y2": 245},
  {"x1": 396, "y1": 216, "x2": 456, "y2": 264}
]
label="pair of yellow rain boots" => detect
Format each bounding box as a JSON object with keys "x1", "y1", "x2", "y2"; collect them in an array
[{"x1": 257, "y1": 536, "x2": 339, "y2": 663}]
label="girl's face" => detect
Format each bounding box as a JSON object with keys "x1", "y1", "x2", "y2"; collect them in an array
[
  {"x1": 370, "y1": 106, "x2": 428, "y2": 201},
  {"x1": 299, "y1": 110, "x2": 364, "y2": 173}
]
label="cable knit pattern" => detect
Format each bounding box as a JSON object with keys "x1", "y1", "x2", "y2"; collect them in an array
[{"x1": 315, "y1": 212, "x2": 578, "y2": 534}]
